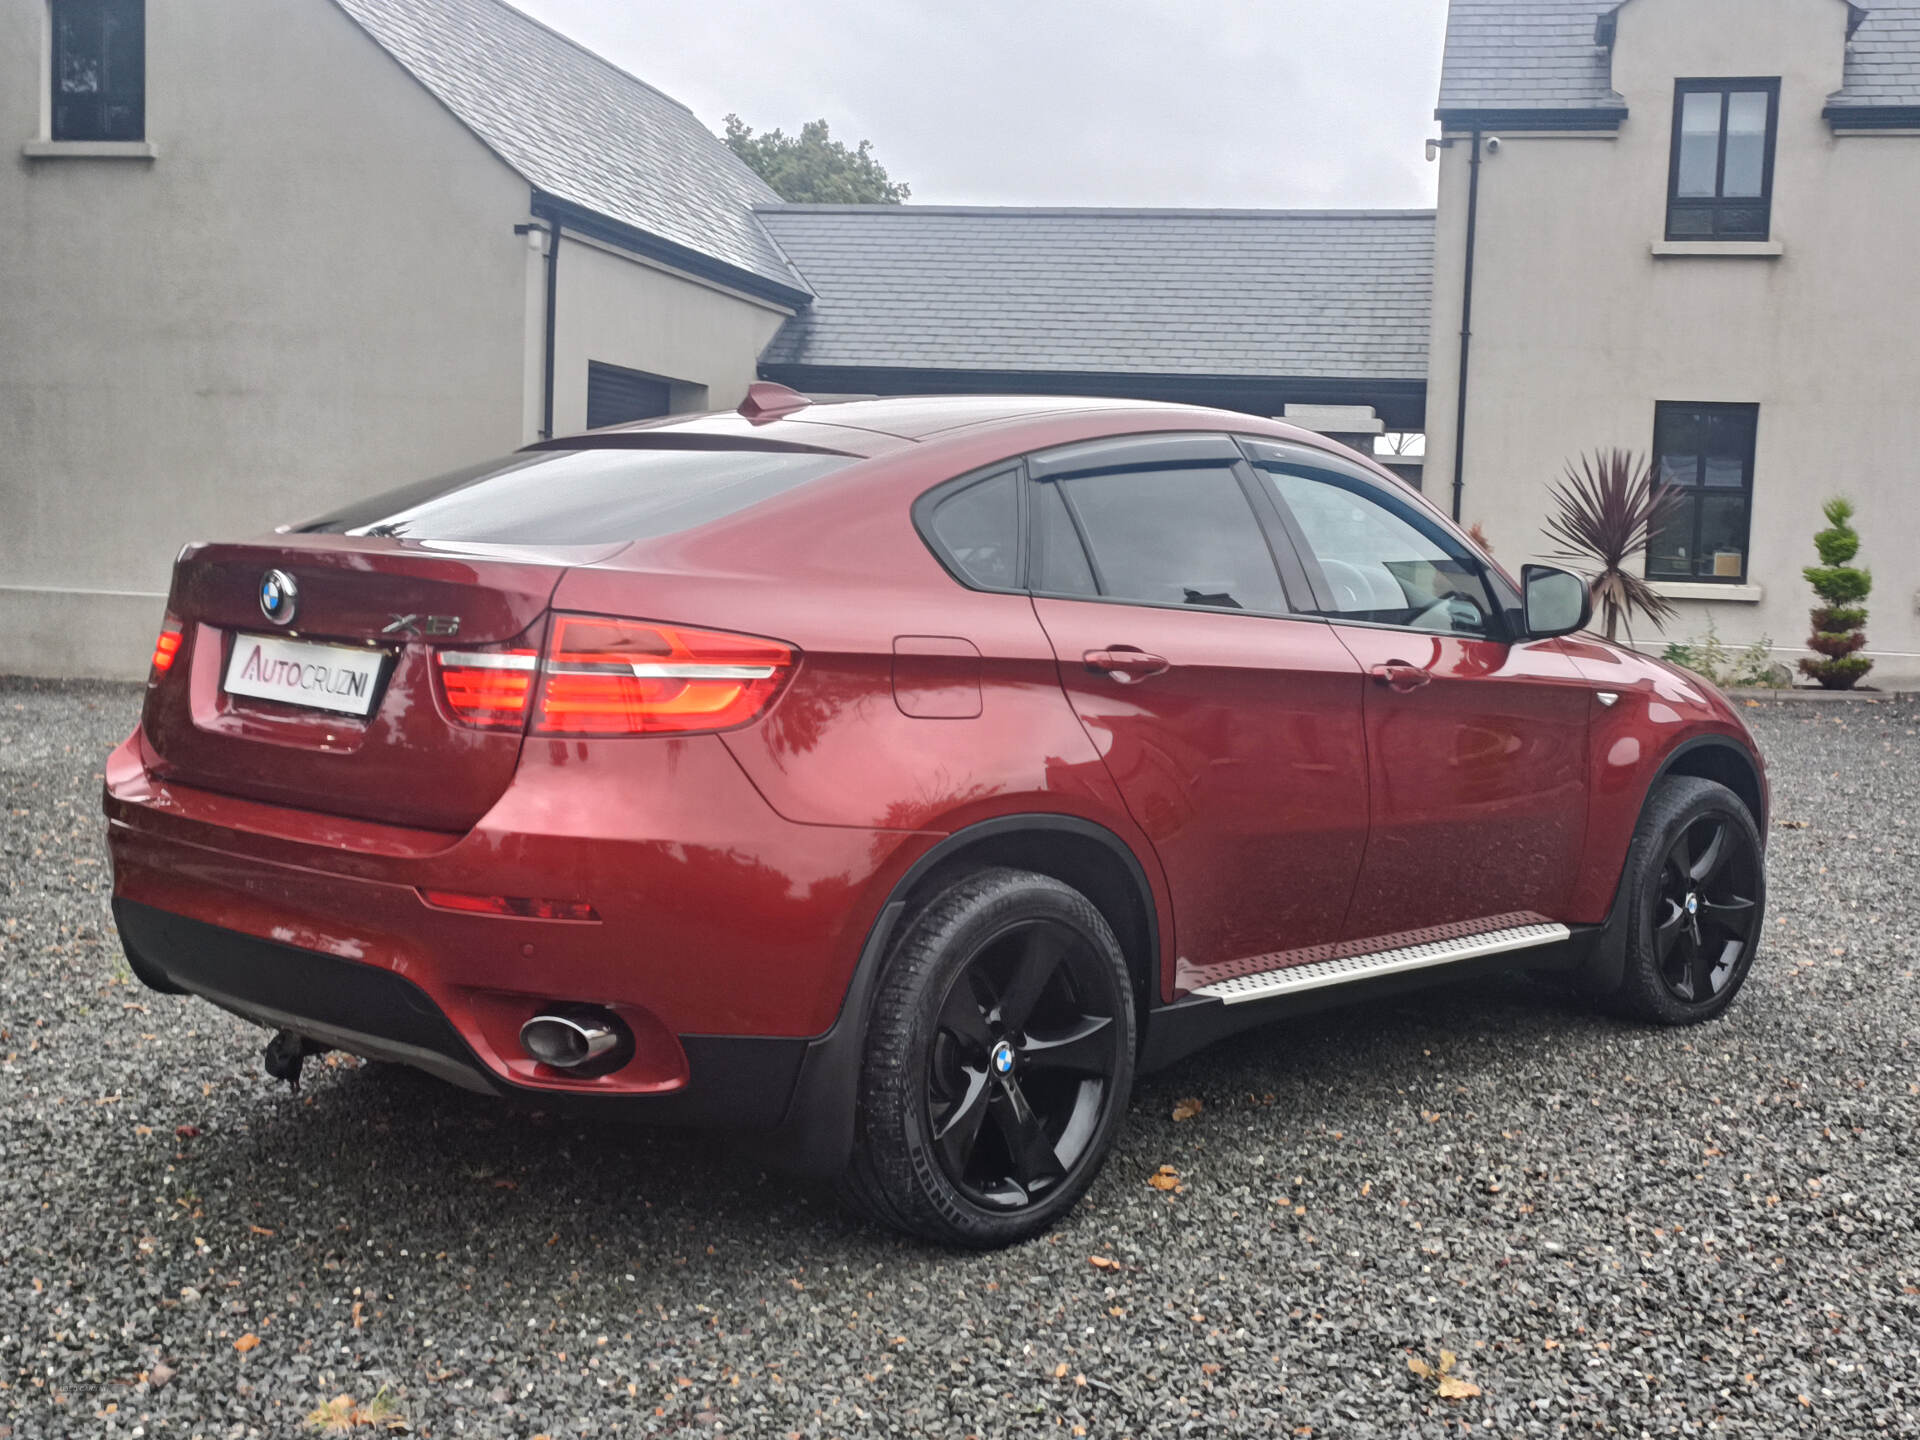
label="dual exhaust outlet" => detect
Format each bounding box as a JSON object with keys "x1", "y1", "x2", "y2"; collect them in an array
[{"x1": 520, "y1": 1005, "x2": 630, "y2": 1074}]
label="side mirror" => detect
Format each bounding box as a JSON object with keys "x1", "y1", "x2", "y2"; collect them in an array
[{"x1": 1521, "y1": 564, "x2": 1591, "y2": 639}]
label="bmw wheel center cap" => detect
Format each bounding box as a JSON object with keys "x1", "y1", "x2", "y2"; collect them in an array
[
  {"x1": 990, "y1": 1040, "x2": 1015, "y2": 1076},
  {"x1": 259, "y1": 569, "x2": 298, "y2": 626}
]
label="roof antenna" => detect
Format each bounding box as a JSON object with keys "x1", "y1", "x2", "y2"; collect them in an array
[{"x1": 739, "y1": 381, "x2": 812, "y2": 422}]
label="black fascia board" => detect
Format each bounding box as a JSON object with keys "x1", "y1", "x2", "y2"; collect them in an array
[
  {"x1": 532, "y1": 191, "x2": 814, "y2": 311},
  {"x1": 1434, "y1": 106, "x2": 1628, "y2": 131},
  {"x1": 1823, "y1": 104, "x2": 1920, "y2": 129}
]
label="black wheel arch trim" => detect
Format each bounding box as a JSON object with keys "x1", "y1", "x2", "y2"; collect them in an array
[
  {"x1": 1575, "y1": 733, "x2": 1767, "y2": 997},
  {"x1": 763, "y1": 812, "x2": 1164, "y2": 1179}
]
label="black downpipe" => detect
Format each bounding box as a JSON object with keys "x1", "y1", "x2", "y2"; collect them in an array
[
  {"x1": 1450, "y1": 130, "x2": 1482, "y2": 523},
  {"x1": 540, "y1": 211, "x2": 560, "y2": 441}
]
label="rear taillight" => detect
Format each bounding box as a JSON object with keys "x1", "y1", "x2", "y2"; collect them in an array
[
  {"x1": 535, "y1": 615, "x2": 793, "y2": 736},
  {"x1": 149, "y1": 617, "x2": 184, "y2": 676},
  {"x1": 436, "y1": 647, "x2": 539, "y2": 729}
]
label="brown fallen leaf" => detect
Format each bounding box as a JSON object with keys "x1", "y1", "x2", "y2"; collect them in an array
[
  {"x1": 1088, "y1": 1254, "x2": 1120, "y2": 1270},
  {"x1": 1147, "y1": 1165, "x2": 1182, "y2": 1192},
  {"x1": 148, "y1": 1362, "x2": 176, "y2": 1390},
  {"x1": 1437, "y1": 1375, "x2": 1481, "y2": 1400},
  {"x1": 351, "y1": 1301, "x2": 364, "y2": 1329},
  {"x1": 1407, "y1": 1356, "x2": 1433, "y2": 1380},
  {"x1": 174, "y1": 1124, "x2": 201, "y2": 1139},
  {"x1": 1054, "y1": 1362, "x2": 1069, "y2": 1378},
  {"x1": 1171, "y1": 1097, "x2": 1203, "y2": 1122},
  {"x1": 248, "y1": 1225, "x2": 275, "y2": 1237},
  {"x1": 233, "y1": 1333, "x2": 260, "y2": 1353}
]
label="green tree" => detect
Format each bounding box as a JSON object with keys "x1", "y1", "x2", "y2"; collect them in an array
[
  {"x1": 723, "y1": 115, "x2": 910, "y2": 204},
  {"x1": 1799, "y1": 496, "x2": 1873, "y2": 690}
]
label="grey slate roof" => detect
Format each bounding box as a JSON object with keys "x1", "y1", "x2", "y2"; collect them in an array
[
  {"x1": 1436, "y1": 0, "x2": 1623, "y2": 114},
  {"x1": 1830, "y1": 5, "x2": 1920, "y2": 108},
  {"x1": 330, "y1": 0, "x2": 808, "y2": 300},
  {"x1": 1440, "y1": 0, "x2": 1920, "y2": 115},
  {"x1": 755, "y1": 207, "x2": 1434, "y2": 382}
]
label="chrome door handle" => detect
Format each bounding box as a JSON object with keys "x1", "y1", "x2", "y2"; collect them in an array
[
  {"x1": 1084, "y1": 648, "x2": 1170, "y2": 684},
  {"x1": 1369, "y1": 661, "x2": 1432, "y2": 693}
]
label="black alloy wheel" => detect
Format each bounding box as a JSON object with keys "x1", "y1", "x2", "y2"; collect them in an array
[
  {"x1": 1610, "y1": 774, "x2": 1767, "y2": 1025},
  {"x1": 925, "y1": 917, "x2": 1122, "y2": 1209},
  {"x1": 842, "y1": 868, "x2": 1136, "y2": 1247},
  {"x1": 1651, "y1": 811, "x2": 1761, "y2": 1005}
]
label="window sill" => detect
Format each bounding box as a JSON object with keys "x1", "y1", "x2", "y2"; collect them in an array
[
  {"x1": 21, "y1": 139, "x2": 157, "y2": 159},
  {"x1": 1650, "y1": 239, "x2": 1783, "y2": 258},
  {"x1": 1650, "y1": 580, "x2": 1764, "y2": 603}
]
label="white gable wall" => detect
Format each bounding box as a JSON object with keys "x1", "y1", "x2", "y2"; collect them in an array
[
  {"x1": 1426, "y1": 0, "x2": 1920, "y2": 682},
  {"x1": 0, "y1": 0, "x2": 796, "y2": 679}
]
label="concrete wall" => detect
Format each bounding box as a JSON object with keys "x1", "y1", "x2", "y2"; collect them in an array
[
  {"x1": 1427, "y1": 0, "x2": 1920, "y2": 684},
  {"x1": 0, "y1": 0, "x2": 540, "y2": 677},
  {"x1": 0, "y1": 0, "x2": 794, "y2": 679},
  {"x1": 545, "y1": 233, "x2": 793, "y2": 434}
]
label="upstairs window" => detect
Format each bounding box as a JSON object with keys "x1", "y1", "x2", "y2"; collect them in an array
[
  {"x1": 1648, "y1": 402, "x2": 1759, "y2": 584},
  {"x1": 1667, "y1": 79, "x2": 1778, "y2": 241},
  {"x1": 51, "y1": 0, "x2": 145, "y2": 141}
]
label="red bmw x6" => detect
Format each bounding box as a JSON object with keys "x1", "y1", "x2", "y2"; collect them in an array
[{"x1": 108, "y1": 388, "x2": 1768, "y2": 1247}]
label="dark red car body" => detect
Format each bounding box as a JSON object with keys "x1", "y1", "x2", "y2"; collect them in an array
[{"x1": 107, "y1": 393, "x2": 1767, "y2": 1179}]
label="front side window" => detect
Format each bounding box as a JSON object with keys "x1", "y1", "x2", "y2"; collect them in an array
[
  {"x1": 1648, "y1": 402, "x2": 1758, "y2": 583},
  {"x1": 1032, "y1": 445, "x2": 1288, "y2": 615},
  {"x1": 1251, "y1": 456, "x2": 1497, "y2": 638},
  {"x1": 51, "y1": 0, "x2": 145, "y2": 141},
  {"x1": 1667, "y1": 79, "x2": 1778, "y2": 240}
]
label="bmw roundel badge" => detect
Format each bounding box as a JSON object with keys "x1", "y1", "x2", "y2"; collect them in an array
[{"x1": 259, "y1": 568, "x2": 299, "y2": 626}]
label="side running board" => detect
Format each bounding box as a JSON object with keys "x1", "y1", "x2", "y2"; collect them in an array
[{"x1": 1191, "y1": 922, "x2": 1571, "y2": 1006}]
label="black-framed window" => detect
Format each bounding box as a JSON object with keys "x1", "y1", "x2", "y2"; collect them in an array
[
  {"x1": 1648, "y1": 402, "x2": 1758, "y2": 583},
  {"x1": 1667, "y1": 79, "x2": 1778, "y2": 240},
  {"x1": 51, "y1": 0, "x2": 145, "y2": 142}
]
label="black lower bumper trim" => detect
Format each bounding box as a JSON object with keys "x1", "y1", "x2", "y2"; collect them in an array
[{"x1": 112, "y1": 899, "x2": 805, "y2": 1128}]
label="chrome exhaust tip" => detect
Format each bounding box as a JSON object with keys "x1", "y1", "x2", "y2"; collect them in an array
[{"x1": 521, "y1": 1008, "x2": 625, "y2": 1071}]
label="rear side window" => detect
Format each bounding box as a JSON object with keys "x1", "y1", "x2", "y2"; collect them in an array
[
  {"x1": 923, "y1": 468, "x2": 1020, "y2": 589},
  {"x1": 296, "y1": 447, "x2": 856, "y2": 545},
  {"x1": 1046, "y1": 463, "x2": 1288, "y2": 614}
]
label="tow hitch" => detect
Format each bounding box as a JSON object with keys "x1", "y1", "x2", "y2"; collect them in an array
[{"x1": 263, "y1": 1030, "x2": 328, "y2": 1094}]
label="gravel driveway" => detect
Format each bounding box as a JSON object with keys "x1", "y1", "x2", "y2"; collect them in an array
[{"x1": 4, "y1": 677, "x2": 1918, "y2": 1438}]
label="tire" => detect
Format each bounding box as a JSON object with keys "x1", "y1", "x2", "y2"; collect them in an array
[
  {"x1": 1607, "y1": 775, "x2": 1766, "y2": 1025},
  {"x1": 840, "y1": 867, "x2": 1137, "y2": 1248}
]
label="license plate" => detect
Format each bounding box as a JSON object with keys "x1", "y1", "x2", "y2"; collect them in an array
[{"x1": 223, "y1": 633, "x2": 387, "y2": 717}]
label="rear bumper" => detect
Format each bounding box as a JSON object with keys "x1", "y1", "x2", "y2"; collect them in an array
[
  {"x1": 104, "y1": 726, "x2": 939, "y2": 1148},
  {"x1": 114, "y1": 899, "x2": 806, "y2": 1124}
]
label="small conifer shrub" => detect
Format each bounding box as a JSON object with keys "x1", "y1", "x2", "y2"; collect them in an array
[{"x1": 1799, "y1": 497, "x2": 1872, "y2": 690}]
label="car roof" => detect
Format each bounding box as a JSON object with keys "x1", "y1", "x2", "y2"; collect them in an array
[{"x1": 549, "y1": 392, "x2": 1345, "y2": 459}]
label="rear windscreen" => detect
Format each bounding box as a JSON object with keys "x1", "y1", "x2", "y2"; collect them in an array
[{"x1": 295, "y1": 447, "x2": 858, "y2": 545}]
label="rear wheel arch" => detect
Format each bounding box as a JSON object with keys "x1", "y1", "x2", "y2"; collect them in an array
[{"x1": 887, "y1": 816, "x2": 1162, "y2": 1015}]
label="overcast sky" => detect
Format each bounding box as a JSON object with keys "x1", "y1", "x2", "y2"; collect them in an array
[{"x1": 510, "y1": 0, "x2": 1452, "y2": 210}]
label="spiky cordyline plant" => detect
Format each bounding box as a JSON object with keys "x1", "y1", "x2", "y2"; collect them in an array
[{"x1": 1542, "y1": 449, "x2": 1682, "y2": 643}]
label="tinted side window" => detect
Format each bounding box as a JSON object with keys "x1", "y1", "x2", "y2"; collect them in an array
[
  {"x1": 296, "y1": 447, "x2": 855, "y2": 545},
  {"x1": 1030, "y1": 480, "x2": 1097, "y2": 596},
  {"x1": 1257, "y1": 463, "x2": 1496, "y2": 637},
  {"x1": 1053, "y1": 463, "x2": 1288, "y2": 614},
  {"x1": 925, "y1": 469, "x2": 1020, "y2": 590}
]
